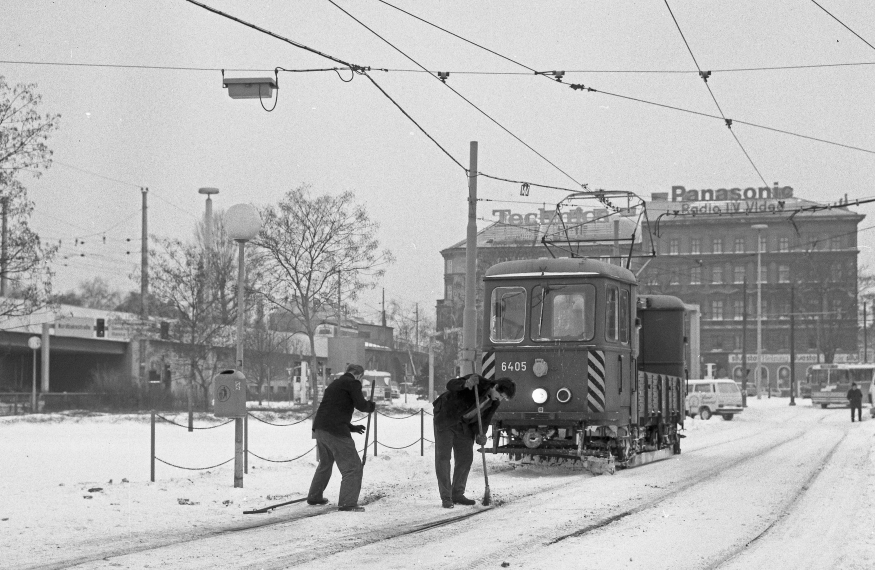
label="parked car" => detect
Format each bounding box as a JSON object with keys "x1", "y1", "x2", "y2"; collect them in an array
[{"x1": 686, "y1": 379, "x2": 744, "y2": 420}]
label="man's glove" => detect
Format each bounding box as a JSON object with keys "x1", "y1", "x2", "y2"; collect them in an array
[
  {"x1": 350, "y1": 424, "x2": 366, "y2": 434},
  {"x1": 464, "y1": 374, "x2": 481, "y2": 389},
  {"x1": 475, "y1": 434, "x2": 487, "y2": 446}
]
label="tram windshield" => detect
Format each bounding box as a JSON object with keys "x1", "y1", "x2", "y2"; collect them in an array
[
  {"x1": 531, "y1": 284, "x2": 595, "y2": 341},
  {"x1": 490, "y1": 286, "x2": 527, "y2": 342}
]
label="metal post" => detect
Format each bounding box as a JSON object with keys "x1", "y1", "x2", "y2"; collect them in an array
[
  {"x1": 741, "y1": 278, "x2": 748, "y2": 408},
  {"x1": 864, "y1": 301, "x2": 868, "y2": 363},
  {"x1": 234, "y1": 240, "x2": 246, "y2": 488},
  {"x1": 244, "y1": 413, "x2": 249, "y2": 474},
  {"x1": 151, "y1": 410, "x2": 156, "y2": 482},
  {"x1": 753, "y1": 224, "x2": 768, "y2": 399},
  {"x1": 420, "y1": 409, "x2": 424, "y2": 456},
  {"x1": 1, "y1": 196, "x2": 7, "y2": 296},
  {"x1": 460, "y1": 141, "x2": 478, "y2": 376},
  {"x1": 373, "y1": 409, "x2": 378, "y2": 457},
  {"x1": 141, "y1": 187, "x2": 149, "y2": 318},
  {"x1": 428, "y1": 337, "x2": 435, "y2": 403},
  {"x1": 790, "y1": 285, "x2": 796, "y2": 406},
  {"x1": 31, "y1": 348, "x2": 37, "y2": 412}
]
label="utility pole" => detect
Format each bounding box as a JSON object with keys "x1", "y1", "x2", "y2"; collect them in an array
[
  {"x1": 790, "y1": 285, "x2": 796, "y2": 406},
  {"x1": 741, "y1": 277, "x2": 748, "y2": 408},
  {"x1": 864, "y1": 301, "x2": 868, "y2": 363},
  {"x1": 415, "y1": 303, "x2": 419, "y2": 350},
  {"x1": 1, "y1": 197, "x2": 7, "y2": 296},
  {"x1": 460, "y1": 141, "x2": 478, "y2": 376},
  {"x1": 381, "y1": 288, "x2": 386, "y2": 327},
  {"x1": 141, "y1": 187, "x2": 149, "y2": 318}
]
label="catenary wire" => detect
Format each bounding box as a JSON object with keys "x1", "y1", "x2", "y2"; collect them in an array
[
  {"x1": 810, "y1": 0, "x2": 875, "y2": 52},
  {"x1": 327, "y1": 0, "x2": 585, "y2": 188},
  {"x1": 662, "y1": 0, "x2": 768, "y2": 187}
]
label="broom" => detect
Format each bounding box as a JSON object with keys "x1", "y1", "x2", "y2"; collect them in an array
[
  {"x1": 473, "y1": 385, "x2": 492, "y2": 506},
  {"x1": 361, "y1": 375, "x2": 378, "y2": 466}
]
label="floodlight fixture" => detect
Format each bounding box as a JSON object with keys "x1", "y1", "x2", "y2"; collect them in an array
[{"x1": 222, "y1": 77, "x2": 277, "y2": 100}]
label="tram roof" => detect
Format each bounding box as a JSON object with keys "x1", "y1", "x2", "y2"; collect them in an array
[
  {"x1": 484, "y1": 257, "x2": 636, "y2": 284},
  {"x1": 639, "y1": 294, "x2": 687, "y2": 311}
]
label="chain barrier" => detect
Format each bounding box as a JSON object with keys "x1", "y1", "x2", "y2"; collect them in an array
[
  {"x1": 247, "y1": 411, "x2": 315, "y2": 426},
  {"x1": 155, "y1": 456, "x2": 234, "y2": 471},
  {"x1": 155, "y1": 414, "x2": 235, "y2": 430},
  {"x1": 247, "y1": 445, "x2": 316, "y2": 463},
  {"x1": 151, "y1": 407, "x2": 435, "y2": 481}
]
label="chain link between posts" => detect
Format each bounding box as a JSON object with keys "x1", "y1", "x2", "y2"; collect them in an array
[{"x1": 150, "y1": 407, "x2": 435, "y2": 479}]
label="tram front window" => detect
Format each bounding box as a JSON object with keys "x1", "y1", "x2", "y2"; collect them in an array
[
  {"x1": 490, "y1": 287, "x2": 526, "y2": 342},
  {"x1": 531, "y1": 284, "x2": 595, "y2": 341}
]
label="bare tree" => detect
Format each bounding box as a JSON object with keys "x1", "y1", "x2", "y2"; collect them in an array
[
  {"x1": 0, "y1": 76, "x2": 59, "y2": 315},
  {"x1": 148, "y1": 222, "x2": 239, "y2": 411},
  {"x1": 254, "y1": 185, "x2": 393, "y2": 409},
  {"x1": 387, "y1": 298, "x2": 434, "y2": 394}
]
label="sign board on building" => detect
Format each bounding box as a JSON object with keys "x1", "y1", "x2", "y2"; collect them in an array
[{"x1": 55, "y1": 317, "x2": 97, "y2": 339}]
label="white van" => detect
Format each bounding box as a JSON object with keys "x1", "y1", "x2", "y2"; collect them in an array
[{"x1": 685, "y1": 379, "x2": 744, "y2": 421}]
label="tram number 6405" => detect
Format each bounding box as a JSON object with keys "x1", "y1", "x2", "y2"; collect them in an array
[{"x1": 501, "y1": 361, "x2": 527, "y2": 372}]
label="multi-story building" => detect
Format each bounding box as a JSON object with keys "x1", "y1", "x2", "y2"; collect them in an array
[{"x1": 436, "y1": 184, "x2": 864, "y2": 393}]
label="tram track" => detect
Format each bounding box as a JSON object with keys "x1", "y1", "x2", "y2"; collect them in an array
[{"x1": 708, "y1": 425, "x2": 860, "y2": 569}]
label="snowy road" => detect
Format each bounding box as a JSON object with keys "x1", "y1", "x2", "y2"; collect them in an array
[{"x1": 5, "y1": 399, "x2": 875, "y2": 569}]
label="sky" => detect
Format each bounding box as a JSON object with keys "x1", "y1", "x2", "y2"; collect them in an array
[{"x1": 2, "y1": 0, "x2": 874, "y2": 324}]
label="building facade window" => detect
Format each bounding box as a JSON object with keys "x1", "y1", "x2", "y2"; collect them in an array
[
  {"x1": 778, "y1": 236, "x2": 789, "y2": 252},
  {"x1": 830, "y1": 236, "x2": 841, "y2": 250},
  {"x1": 758, "y1": 235, "x2": 768, "y2": 253},
  {"x1": 712, "y1": 238, "x2": 723, "y2": 254},
  {"x1": 734, "y1": 237, "x2": 745, "y2": 253},
  {"x1": 733, "y1": 299, "x2": 744, "y2": 320},
  {"x1": 778, "y1": 264, "x2": 790, "y2": 283},
  {"x1": 690, "y1": 266, "x2": 701, "y2": 284},
  {"x1": 691, "y1": 238, "x2": 701, "y2": 255},
  {"x1": 711, "y1": 300, "x2": 724, "y2": 321},
  {"x1": 712, "y1": 266, "x2": 724, "y2": 284},
  {"x1": 734, "y1": 265, "x2": 745, "y2": 284},
  {"x1": 670, "y1": 238, "x2": 679, "y2": 255},
  {"x1": 759, "y1": 265, "x2": 767, "y2": 284}
]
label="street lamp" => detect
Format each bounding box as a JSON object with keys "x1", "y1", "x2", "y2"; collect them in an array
[
  {"x1": 198, "y1": 188, "x2": 219, "y2": 247},
  {"x1": 28, "y1": 336, "x2": 41, "y2": 412},
  {"x1": 225, "y1": 203, "x2": 262, "y2": 488},
  {"x1": 752, "y1": 224, "x2": 768, "y2": 400}
]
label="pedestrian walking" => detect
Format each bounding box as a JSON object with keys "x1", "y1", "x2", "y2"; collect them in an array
[
  {"x1": 847, "y1": 382, "x2": 863, "y2": 422},
  {"x1": 432, "y1": 373, "x2": 516, "y2": 508},
  {"x1": 307, "y1": 364, "x2": 375, "y2": 512}
]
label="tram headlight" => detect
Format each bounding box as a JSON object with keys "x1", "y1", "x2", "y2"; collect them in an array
[
  {"x1": 532, "y1": 388, "x2": 548, "y2": 404},
  {"x1": 556, "y1": 388, "x2": 572, "y2": 403}
]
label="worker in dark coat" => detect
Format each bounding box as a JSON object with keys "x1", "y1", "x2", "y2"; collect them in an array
[
  {"x1": 307, "y1": 364, "x2": 375, "y2": 511},
  {"x1": 433, "y1": 373, "x2": 516, "y2": 508},
  {"x1": 847, "y1": 382, "x2": 863, "y2": 422}
]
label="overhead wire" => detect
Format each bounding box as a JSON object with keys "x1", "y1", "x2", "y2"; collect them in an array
[
  {"x1": 326, "y1": 0, "x2": 585, "y2": 187},
  {"x1": 371, "y1": 0, "x2": 875, "y2": 158},
  {"x1": 662, "y1": 0, "x2": 768, "y2": 187},
  {"x1": 810, "y1": 0, "x2": 875, "y2": 53}
]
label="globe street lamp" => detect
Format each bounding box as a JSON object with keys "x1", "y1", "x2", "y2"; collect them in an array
[
  {"x1": 225, "y1": 203, "x2": 262, "y2": 488},
  {"x1": 752, "y1": 224, "x2": 768, "y2": 400}
]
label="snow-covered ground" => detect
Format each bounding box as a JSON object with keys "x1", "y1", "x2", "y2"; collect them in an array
[{"x1": 3, "y1": 397, "x2": 875, "y2": 569}]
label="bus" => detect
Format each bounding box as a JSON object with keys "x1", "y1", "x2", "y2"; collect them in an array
[{"x1": 808, "y1": 363, "x2": 874, "y2": 408}]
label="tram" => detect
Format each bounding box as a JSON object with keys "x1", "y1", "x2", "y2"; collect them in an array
[{"x1": 480, "y1": 256, "x2": 687, "y2": 471}]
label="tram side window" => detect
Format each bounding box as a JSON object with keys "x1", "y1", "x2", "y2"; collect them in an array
[
  {"x1": 531, "y1": 284, "x2": 595, "y2": 341},
  {"x1": 490, "y1": 287, "x2": 526, "y2": 342},
  {"x1": 606, "y1": 286, "x2": 630, "y2": 343}
]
